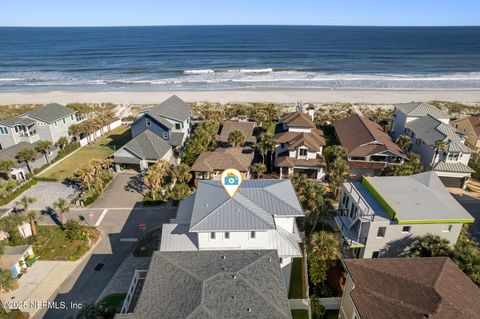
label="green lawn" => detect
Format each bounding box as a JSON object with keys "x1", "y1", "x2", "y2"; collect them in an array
[
  {"x1": 291, "y1": 310, "x2": 308, "y2": 319},
  {"x1": 289, "y1": 257, "x2": 306, "y2": 299},
  {"x1": 2, "y1": 225, "x2": 100, "y2": 261},
  {"x1": 38, "y1": 126, "x2": 131, "y2": 181}
]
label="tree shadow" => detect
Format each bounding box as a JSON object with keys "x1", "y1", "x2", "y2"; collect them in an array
[
  {"x1": 379, "y1": 235, "x2": 415, "y2": 257},
  {"x1": 41, "y1": 207, "x2": 62, "y2": 227},
  {"x1": 124, "y1": 174, "x2": 145, "y2": 195}
]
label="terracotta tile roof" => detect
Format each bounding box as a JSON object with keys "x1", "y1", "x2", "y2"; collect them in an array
[
  {"x1": 190, "y1": 148, "x2": 254, "y2": 173},
  {"x1": 334, "y1": 114, "x2": 406, "y2": 158},
  {"x1": 468, "y1": 115, "x2": 480, "y2": 136},
  {"x1": 216, "y1": 120, "x2": 257, "y2": 144},
  {"x1": 344, "y1": 257, "x2": 480, "y2": 319},
  {"x1": 282, "y1": 112, "x2": 315, "y2": 128},
  {"x1": 276, "y1": 152, "x2": 326, "y2": 168},
  {"x1": 275, "y1": 129, "x2": 325, "y2": 150}
]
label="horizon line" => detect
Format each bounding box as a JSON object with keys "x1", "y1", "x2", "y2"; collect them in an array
[{"x1": 1, "y1": 24, "x2": 480, "y2": 28}]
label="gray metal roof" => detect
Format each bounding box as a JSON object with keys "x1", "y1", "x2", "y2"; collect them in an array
[
  {"x1": 160, "y1": 224, "x2": 199, "y2": 252},
  {"x1": 25, "y1": 103, "x2": 76, "y2": 123},
  {"x1": 433, "y1": 161, "x2": 475, "y2": 173},
  {"x1": 395, "y1": 102, "x2": 449, "y2": 119},
  {"x1": 188, "y1": 180, "x2": 304, "y2": 232},
  {"x1": 116, "y1": 250, "x2": 291, "y2": 319},
  {"x1": 364, "y1": 172, "x2": 474, "y2": 223},
  {"x1": 115, "y1": 129, "x2": 171, "y2": 161},
  {"x1": 142, "y1": 95, "x2": 191, "y2": 122},
  {"x1": 406, "y1": 115, "x2": 472, "y2": 153}
]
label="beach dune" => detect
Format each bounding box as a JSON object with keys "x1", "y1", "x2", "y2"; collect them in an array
[{"x1": 1, "y1": 89, "x2": 480, "y2": 105}]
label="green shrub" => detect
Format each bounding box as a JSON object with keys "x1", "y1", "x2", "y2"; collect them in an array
[
  {"x1": 0, "y1": 179, "x2": 38, "y2": 206},
  {"x1": 310, "y1": 298, "x2": 326, "y2": 319},
  {"x1": 56, "y1": 141, "x2": 80, "y2": 160},
  {"x1": 64, "y1": 220, "x2": 83, "y2": 241},
  {"x1": 67, "y1": 245, "x2": 88, "y2": 261}
]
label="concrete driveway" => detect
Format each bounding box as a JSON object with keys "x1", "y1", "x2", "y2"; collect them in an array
[{"x1": 91, "y1": 172, "x2": 144, "y2": 209}]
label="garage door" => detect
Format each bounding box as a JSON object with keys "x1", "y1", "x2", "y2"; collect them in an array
[{"x1": 439, "y1": 176, "x2": 464, "y2": 188}]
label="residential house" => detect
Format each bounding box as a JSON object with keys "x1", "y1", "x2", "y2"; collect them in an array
[
  {"x1": 390, "y1": 102, "x2": 450, "y2": 140},
  {"x1": 0, "y1": 245, "x2": 34, "y2": 278},
  {"x1": 159, "y1": 179, "x2": 304, "y2": 290},
  {"x1": 405, "y1": 114, "x2": 474, "y2": 188},
  {"x1": 333, "y1": 114, "x2": 407, "y2": 178},
  {"x1": 274, "y1": 112, "x2": 326, "y2": 179},
  {"x1": 339, "y1": 257, "x2": 480, "y2": 319},
  {"x1": 0, "y1": 103, "x2": 82, "y2": 150},
  {"x1": 112, "y1": 130, "x2": 173, "y2": 173},
  {"x1": 0, "y1": 142, "x2": 59, "y2": 180},
  {"x1": 335, "y1": 172, "x2": 474, "y2": 259},
  {"x1": 451, "y1": 115, "x2": 480, "y2": 151},
  {"x1": 216, "y1": 120, "x2": 257, "y2": 148},
  {"x1": 131, "y1": 95, "x2": 191, "y2": 150},
  {"x1": 117, "y1": 250, "x2": 291, "y2": 319},
  {"x1": 190, "y1": 148, "x2": 254, "y2": 181}
]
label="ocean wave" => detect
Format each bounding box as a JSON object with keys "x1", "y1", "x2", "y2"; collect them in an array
[{"x1": 183, "y1": 68, "x2": 274, "y2": 74}]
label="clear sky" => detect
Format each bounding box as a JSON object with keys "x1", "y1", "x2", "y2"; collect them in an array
[{"x1": 1, "y1": 0, "x2": 479, "y2": 27}]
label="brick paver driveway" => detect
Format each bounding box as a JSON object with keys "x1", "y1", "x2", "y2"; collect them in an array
[{"x1": 5, "y1": 181, "x2": 78, "y2": 211}]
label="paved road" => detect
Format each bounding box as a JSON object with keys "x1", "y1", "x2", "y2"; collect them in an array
[{"x1": 33, "y1": 173, "x2": 176, "y2": 319}]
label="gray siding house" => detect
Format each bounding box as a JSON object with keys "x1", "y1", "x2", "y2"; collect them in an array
[{"x1": 0, "y1": 104, "x2": 81, "y2": 150}]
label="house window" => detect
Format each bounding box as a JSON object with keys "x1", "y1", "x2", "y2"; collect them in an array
[
  {"x1": 279, "y1": 257, "x2": 283, "y2": 264},
  {"x1": 250, "y1": 231, "x2": 256, "y2": 239},
  {"x1": 225, "y1": 232, "x2": 230, "y2": 239},
  {"x1": 175, "y1": 123, "x2": 181, "y2": 130},
  {"x1": 55, "y1": 121, "x2": 58, "y2": 127},
  {"x1": 71, "y1": 115, "x2": 74, "y2": 120},
  {"x1": 442, "y1": 225, "x2": 453, "y2": 232},
  {"x1": 210, "y1": 232, "x2": 216, "y2": 240},
  {"x1": 372, "y1": 251, "x2": 380, "y2": 258},
  {"x1": 377, "y1": 227, "x2": 386, "y2": 238},
  {"x1": 146, "y1": 119, "x2": 151, "y2": 126},
  {"x1": 63, "y1": 118, "x2": 66, "y2": 125},
  {"x1": 402, "y1": 226, "x2": 411, "y2": 233},
  {"x1": 163, "y1": 132, "x2": 168, "y2": 139},
  {"x1": 299, "y1": 149, "x2": 307, "y2": 156}
]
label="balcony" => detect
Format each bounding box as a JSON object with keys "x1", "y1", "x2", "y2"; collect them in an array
[
  {"x1": 17, "y1": 131, "x2": 40, "y2": 143},
  {"x1": 334, "y1": 215, "x2": 366, "y2": 248}
]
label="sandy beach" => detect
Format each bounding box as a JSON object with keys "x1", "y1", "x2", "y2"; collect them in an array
[{"x1": 1, "y1": 89, "x2": 480, "y2": 105}]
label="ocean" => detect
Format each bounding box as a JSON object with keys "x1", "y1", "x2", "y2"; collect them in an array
[{"x1": 0, "y1": 25, "x2": 480, "y2": 91}]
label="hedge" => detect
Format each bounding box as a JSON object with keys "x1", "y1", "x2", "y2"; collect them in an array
[{"x1": 0, "y1": 179, "x2": 38, "y2": 206}]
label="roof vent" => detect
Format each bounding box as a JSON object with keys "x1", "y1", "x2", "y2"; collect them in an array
[
  {"x1": 236, "y1": 208, "x2": 240, "y2": 212},
  {"x1": 221, "y1": 267, "x2": 227, "y2": 271},
  {"x1": 267, "y1": 257, "x2": 272, "y2": 262},
  {"x1": 204, "y1": 203, "x2": 209, "y2": 207},
  {"x1": 231, "y1": 296, "x2": 236, "y2": 300},
  {"x1": 247, "y1": 308, "x2": 252, "y2": 312},
  {"x1": 221, "y1": 255, "x2": 226, "y2": 259},
  {"x1": 232, "y1": 275, "x2": 237, "y2": 279}
]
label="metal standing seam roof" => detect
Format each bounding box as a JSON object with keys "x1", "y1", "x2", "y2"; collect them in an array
[
  {"x1": 141, "y1": 95, "x2": 191, "y2": 122},
  {"x1": 364, "y1": 172, "x2": 474, "y2": 223},
  {"x1": 394, "y1": 102, "x2": 450, "y2": 119},
  {"x1": 115, "y1": 129, "x2": 171, "y2": 161},
  {"x1": 405, "y1": 115, "x2": 472, "y2": 153},
  {"x1": 115, "y1": 250, "x2": 291, "y2": 319},
  {"x1": 188, "y1": 180, "x2": 304, "y2": 232},
  {"x1": 433, "y1": 161, "x2": 475, "y2": 173}
]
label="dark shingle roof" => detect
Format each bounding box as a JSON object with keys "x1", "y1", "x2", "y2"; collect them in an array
[
  {"x1": 142, "y1": 95, "x2": 191, "y2": 122},
  {"x1": 25, "y1": 103, "x2": 76, "y2": 123},
  {"x1": 0, "y1": 142, "x2": 51, "y2": 167},
  {"x1": 119, "y1": 130, "x2": 171, "y2": 160},
  {"x1": 334, "y1": 114, "x2": 406, "y2": 158},
  {"x1": 191, "y1": 148, "x2": 254, "y2": 172},
  {"x1": 282, "y1": 112, "x2": 315, "y2": 128},
  {"x1": 344, "y1": 257, "x2": 480, "y2": 319},
  {"x1": 116, "y1": 250, "x2": 291, "y2": 319}
]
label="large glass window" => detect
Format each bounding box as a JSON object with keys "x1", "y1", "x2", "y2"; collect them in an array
[{"x1": 377, "y1": 227, "x2": 386, "y2": 238}]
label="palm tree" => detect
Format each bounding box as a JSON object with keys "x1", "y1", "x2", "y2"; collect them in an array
[
  {"x1": 256, "y1": 132, "x2": 276, "y2": 168},
  {"x1": 16, "y1": 148, "x2": 37, "y2": 174},
  {"x1": 35, "y1": 140, "x2": 53, "y2": 164},
  {"x1": 170, "y1": 164, "x2": 192, "y2": 189},
  {"x1": 25, "y1": 212, "x2": 40, "y2": 236},
  {"x1": 0, "y1": 160, "x2": 15, "y2": 179},
  {"x1": 56, "y1": 136, "x2": 69, "y2": 151},
  {"x1": 410, "y1": 234, "x2": 453, "y2": 257},
  {"x1": 328, "y1": 158, "x2": 350, "y2": 198},
  {"x1": 431, "y1": 139, "x2": 447, "y2": 168},
  {"x1": 251, "y1": 163, "x2": 266, "y2": 179},
  {"x1": 0, "y1": 214, "x2": 21, "y2": 240},
  {"x1": 144, "y1": 160, "x2": 171, "y2": 200},
  {"x1": 308, "y1": 231, "x2": 340, "y2": 285},
  {"x1": 53, "y1": 198, "x2": 70, "y2": 226},
  {"x1": 227, "y1": 130, "x2": 245, "y2": 148},
  {"x1": 395, "y1": 135, "x2": 412, "y2": 152},
  {"x1": 9, "y1": 212, "x2": 28, "y2": 239},
  {"x1": 16, "y1": 196, "x2": 37, "y2": 235}
]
